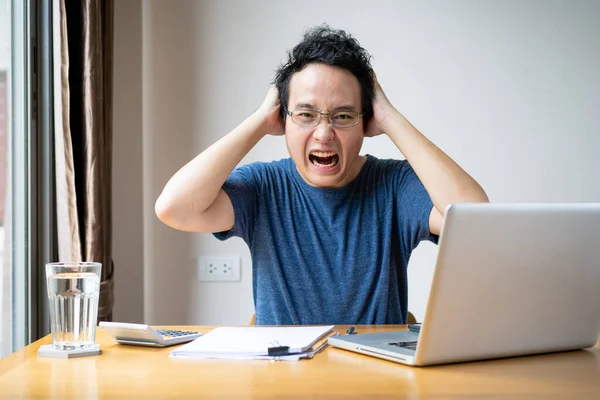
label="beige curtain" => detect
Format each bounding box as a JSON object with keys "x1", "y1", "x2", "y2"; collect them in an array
[{"x1": 55, "y1": 0, "x2": 114, "y2": 321}]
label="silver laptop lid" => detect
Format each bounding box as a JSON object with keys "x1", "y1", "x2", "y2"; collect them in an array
[{"x1": 417, "y1": 203, "x2": 600, "y2": 366}]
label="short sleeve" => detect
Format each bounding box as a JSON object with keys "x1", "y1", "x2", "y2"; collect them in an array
[
  {"x1": 213, "y1": 163, "x2": 264, "y2": 242},
  {"x1": 396, "y1": 161, "x2": 439, "y2": 250}
]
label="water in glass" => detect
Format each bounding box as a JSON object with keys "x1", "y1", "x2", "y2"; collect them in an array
[{"x1": 47, "y1": 270, "x2": 100, "y2": 350}]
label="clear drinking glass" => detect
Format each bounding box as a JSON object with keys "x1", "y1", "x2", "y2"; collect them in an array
[{"x1": 45, "y1": 262, "x2": 102, "y2": 350}]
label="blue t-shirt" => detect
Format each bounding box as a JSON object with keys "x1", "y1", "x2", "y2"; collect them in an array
[{"x1": 214, "y1": 155, "x2": 438, "y2": 325}]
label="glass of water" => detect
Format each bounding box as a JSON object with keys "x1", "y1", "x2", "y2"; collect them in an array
[{"x1": 45, "y1": 262, "x2": 102, "y2": 350}]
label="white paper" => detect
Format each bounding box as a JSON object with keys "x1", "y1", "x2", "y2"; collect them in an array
[{"x1": 170, "y1": 325, "x2": 334, "y2": 360}]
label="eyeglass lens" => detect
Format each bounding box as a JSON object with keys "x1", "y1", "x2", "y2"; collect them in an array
[{"x1": 291, "y1": 110, "x2": 360, "y2": 128}]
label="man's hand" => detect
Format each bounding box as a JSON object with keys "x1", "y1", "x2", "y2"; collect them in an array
[
  {"x1": 256, "y1": 86, "x2": 285, "y2": 136},
  {"x1": 364, "y1": 74, "x2": 400, "y2": 138}
]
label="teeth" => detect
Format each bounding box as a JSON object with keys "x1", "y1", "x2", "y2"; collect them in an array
[
  {"x1": 309, "y1": 152, "x2": 339, "y2": 168},
  {"x1": 310, "y1": 151, "x2": 336, "y2": 157}
]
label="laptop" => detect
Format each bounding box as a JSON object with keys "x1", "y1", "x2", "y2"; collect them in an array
[{"x1": 328, "y1": 203, "x2": 600, "y2": 366}]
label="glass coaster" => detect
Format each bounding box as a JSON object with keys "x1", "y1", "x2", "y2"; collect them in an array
[{"x1": 38, "y1": 344, "x2": 101, "y2": 359}]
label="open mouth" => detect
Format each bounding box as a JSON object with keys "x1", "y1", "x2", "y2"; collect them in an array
[{"x1": 309, "y1": 151, "x2": 339, "y2": 168}]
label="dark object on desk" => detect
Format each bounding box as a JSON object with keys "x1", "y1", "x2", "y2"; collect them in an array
[
  {"x1": 346, "y1": 326, "x2": 357, "y2": 335},
  {"x1": 268, "y1": 346, "x2": 291, "y2": 356},
  {"x1": 408, "y1": 323, "x2": 421, "y2": 333}
]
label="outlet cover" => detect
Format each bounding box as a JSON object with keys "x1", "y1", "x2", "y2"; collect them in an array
[{"x1": 197, "y1": 256, "x2": 241, "y2": 282}]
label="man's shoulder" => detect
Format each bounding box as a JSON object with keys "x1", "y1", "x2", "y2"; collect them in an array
[
  {"x1": 236, "y1": 158, "x2": 293, "y2": 173},
  {"x1": 363, "y1": 155, "x2": 411, "y2": 174},
  {"x1": 230, "y1": 158, "x2": 294, "y2": 186}
]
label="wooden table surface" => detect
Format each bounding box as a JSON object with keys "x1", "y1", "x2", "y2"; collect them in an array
[{"x1": 1, "y1": 325, "x2": 599, "y2": 399}]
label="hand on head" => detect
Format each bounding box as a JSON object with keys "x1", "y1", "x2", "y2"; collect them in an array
[
  {"x1": 257, "y1": 86, "x2": 285, "y2": 136},
  {"x1": 364, "y1": 73, "x2": 397, "y2": 138}
]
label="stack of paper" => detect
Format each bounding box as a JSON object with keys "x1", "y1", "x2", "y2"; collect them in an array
[{"x1": 169, "y1": 325, "x2": 335, "y2": 361}]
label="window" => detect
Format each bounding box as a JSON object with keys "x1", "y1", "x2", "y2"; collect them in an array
[
  {"x1": 0, "y1": 0, "x2": 28, "y2": 358},
  {"x1": 0, "y1": 0, "x2": 13, "y2": 358},
  {"x1": 0, "y1": 0, "x2": 51, "y2": 358}
]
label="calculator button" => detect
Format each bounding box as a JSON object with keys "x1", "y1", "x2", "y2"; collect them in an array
[{"x1": 157, "y1": 329, "x2": 198, "y2": 337}]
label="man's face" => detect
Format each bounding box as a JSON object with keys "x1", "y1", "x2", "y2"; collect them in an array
[{"x1": 285, "y1": 63, "x2": 365, "y2": 188}]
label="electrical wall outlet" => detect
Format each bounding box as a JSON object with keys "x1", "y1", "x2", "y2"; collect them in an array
[{"x1": 197, "y1": 256, "x2": 241, "y2": 282}]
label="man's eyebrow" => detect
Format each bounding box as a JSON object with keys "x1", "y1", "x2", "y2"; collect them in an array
[
  {"x1": 332, "y1": 105, "x2": 359, "y2": 112},
  {"x1": 293, "y1": 103, "x2": 359, "y2": 111},
  {"x1": 294, "y1": 103, "x2": 317, "y2": 110}
]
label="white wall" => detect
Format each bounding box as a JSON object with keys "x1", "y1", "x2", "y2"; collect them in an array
[
  {"x1": 113, "y1": 0, "x2": 600, "y2": 325},
  {"x1": 112, "y1": 0, "x2": 144, "y2": 322}
]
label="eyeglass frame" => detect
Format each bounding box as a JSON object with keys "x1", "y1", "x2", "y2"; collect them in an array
[{"x1": 285, "y1": 108, "x2": 364, "y2": 129}]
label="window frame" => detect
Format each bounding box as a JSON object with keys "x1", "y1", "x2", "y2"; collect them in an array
[{"x1": 6, "y1": 0, "x2": 55, "y2": 354}]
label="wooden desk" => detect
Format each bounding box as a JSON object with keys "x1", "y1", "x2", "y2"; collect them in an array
[{"x1": 1, "y1": 325, "x2": 599, "y2": 399}]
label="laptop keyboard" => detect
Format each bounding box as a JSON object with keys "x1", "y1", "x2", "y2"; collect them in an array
[{"x1": 388, "y1": 341, "x2": 418, "y2": 351}]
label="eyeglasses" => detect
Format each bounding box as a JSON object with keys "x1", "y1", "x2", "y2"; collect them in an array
[{"x1": 286, "y1": 109, "x2": 363, "y2": 128}]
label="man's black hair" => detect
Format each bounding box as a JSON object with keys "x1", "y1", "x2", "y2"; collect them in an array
[{"x1": 273, "y1": 25, "x2": 374, "y2": 129}]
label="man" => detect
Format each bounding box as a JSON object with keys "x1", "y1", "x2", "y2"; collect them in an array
[{"x1": 155, "y1": 25, "x2": 488, "y2": 325}]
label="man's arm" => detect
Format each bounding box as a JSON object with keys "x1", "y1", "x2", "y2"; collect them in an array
[
  {"x1": 365, "y1": 77, "x2": 489, "y2": 236},
  {"x1": 155, "y1": 88, "x2": 284, "y2": 233}
]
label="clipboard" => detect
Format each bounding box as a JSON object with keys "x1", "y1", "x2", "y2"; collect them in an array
[{"x1": 169, "y1": 325, "x2": 334, "y2": 360}]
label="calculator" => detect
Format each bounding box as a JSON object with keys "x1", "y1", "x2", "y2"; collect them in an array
[{"x1": 99, "y1": 322, "x2": 202, "y2": 347}]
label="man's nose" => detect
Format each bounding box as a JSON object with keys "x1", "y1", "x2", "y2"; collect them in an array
[{"x1": 312, "y1": 118, "x2": 335, "y2": 142}]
